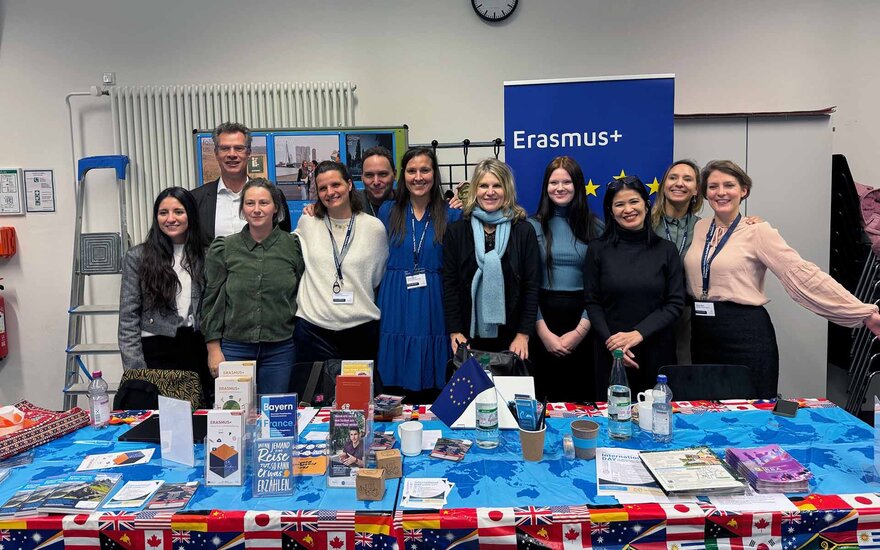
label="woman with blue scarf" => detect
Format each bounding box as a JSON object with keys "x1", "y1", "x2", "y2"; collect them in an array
[{"x1": 442, "y1": 159, "x2": 540, "y2": 360}]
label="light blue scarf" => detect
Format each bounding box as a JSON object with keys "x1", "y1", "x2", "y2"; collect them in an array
[{"x1": 470, "y1": 207, "x2": 513, "y2": 338}]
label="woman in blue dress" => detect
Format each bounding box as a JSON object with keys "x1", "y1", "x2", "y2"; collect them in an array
[{"x1": 377, "y1": 147, "x2": 461, "y2": 403}]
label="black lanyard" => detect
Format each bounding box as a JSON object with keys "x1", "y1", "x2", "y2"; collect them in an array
[
  {"x1": 663, "y1": 213, "x2": 691, "y2": 257},
  {"x1": 411, "y1": 206, "x2": 431, "y2": 270},
  {"x1": 700, "y1": 214, "x2": 741, "y2": 300},
  {"x1": 325, "y1": 215, "x2": 356, "y2": 293}
]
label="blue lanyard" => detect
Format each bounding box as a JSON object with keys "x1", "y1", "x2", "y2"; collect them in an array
[
  {"x1": 410, "y1": 205, "x2": 431, "y2": 270},
  {"x1": 325, "y1": 215, "x2": 356, "y2": 293},
  {"x1": 700, "y1": 214, "x2": 741, "y2": 299},
  {"x1": 663, "y1": 213, "x2": 691, "y2": 257}
]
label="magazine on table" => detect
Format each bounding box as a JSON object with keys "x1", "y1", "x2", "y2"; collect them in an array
[
  {"x1": 39, "y1": 473, "x2": 122, "y2": 514},
  {"x1": 596, "y1": 447, "x2": 667, "y2": 498},
  {"x1": 725, "y1": 444, "x2": 812, "y2": 493},
  {"x1": 102, "y1": 479, "x2": 164, "y2": 510},
  {"x1": 430, "y1": 438, "x2": 472, "y2": 462},
  {"x1": 639, "y1": 447, "x2": 746, "y2": 496},
  {"x1": 145, "y1": 481, "x2": 199, "y2": 510},
  {"x1": 0, "y1": 481, "x2": 42, "y2": 518}
]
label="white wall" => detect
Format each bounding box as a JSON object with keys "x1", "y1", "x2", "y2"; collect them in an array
[{"x1": 1, "y1": 0, "x2": 878, "y2": 408}]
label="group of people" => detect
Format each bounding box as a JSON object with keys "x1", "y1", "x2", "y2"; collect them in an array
[{"x1": 119, "y1": 121, "x2": 880, "y2": 408}]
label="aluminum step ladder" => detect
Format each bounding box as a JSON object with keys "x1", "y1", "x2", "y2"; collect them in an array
[{"x1": 62, "y1": 155, "x2": 130, "y2": 409}]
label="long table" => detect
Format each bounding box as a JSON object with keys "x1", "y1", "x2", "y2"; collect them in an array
[{"x1": 1, "y1": 400, "x2": 879, "y2": 549}]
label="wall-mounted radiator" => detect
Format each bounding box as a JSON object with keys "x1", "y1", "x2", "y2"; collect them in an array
[{"x1": 109, "y1": 81, "x2": 357, "y2": 241}]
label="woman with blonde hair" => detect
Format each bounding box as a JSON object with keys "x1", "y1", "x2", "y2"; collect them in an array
[{"x1": 442, "y1": 158, "x2": 540, "y2": 359}]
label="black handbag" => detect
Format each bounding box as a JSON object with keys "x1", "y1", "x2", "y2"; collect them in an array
[
  {"x1": 291, "y1": 360, "x2": 342, "y2": 406},
  {"x1": 447, "y1": 342, "x2": 532, "y2": 379}
]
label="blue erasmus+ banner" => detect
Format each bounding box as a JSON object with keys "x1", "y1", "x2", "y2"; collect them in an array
[{"x1": 503, "y1": 74, "x2": 674, "y2": 217}]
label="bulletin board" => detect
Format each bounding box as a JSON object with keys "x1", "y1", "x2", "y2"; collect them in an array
[{"x1": 193, "y1": 126, "x2": 409, "y2": 228}]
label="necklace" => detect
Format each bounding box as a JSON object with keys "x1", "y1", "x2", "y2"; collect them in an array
[{"x1": 329, "y1": 216, "x2": 351, "y2": 230}]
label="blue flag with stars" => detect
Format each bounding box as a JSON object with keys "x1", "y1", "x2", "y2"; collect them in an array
[
  {"x1": 504, "y1": 74, "x2": 674, "y2": 218},
  {"x1": 431, "y1": 357, "x2": 494, "y2": 428}
]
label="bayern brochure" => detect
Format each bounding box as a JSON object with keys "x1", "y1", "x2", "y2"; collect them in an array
[{"x1": 639, "y1": 447, "x2": 746, "y2": 497}]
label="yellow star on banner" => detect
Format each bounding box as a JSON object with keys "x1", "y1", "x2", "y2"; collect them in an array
[
  {"x1": 648, "y1": 177, "x2": 660, "y2": 195},
  {"x1": 585, "y1": 179, "x2": 600, "y2": 197},
  {"x1": 613, "y1": 169, "x2": 627, "y2": 180}
]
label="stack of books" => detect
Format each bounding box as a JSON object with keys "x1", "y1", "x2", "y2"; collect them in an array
[{"x1": 725, "y1": 444, "x2": 812, "y2": 493}]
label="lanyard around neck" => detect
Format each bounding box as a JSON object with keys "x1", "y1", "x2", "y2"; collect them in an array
[
  {"x1": 663, "y1": 212, "x2": 691, "y2": 257},
  {"x1": 411, "y1": 205, "x2": 431, "y2": 269},
  {"x1": 325, "y1": 215, "x2": 356, "y2": 292},
  {"x1": 700, "y1": 213, "x2": 741, "y2": 299}
]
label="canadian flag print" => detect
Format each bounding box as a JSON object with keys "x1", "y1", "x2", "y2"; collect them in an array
[
  {"x1": 562, "y1": 522, "x2": 590, "y2": 549},
  {"x1": 143, "y1": 530, "x2": 168, "y2": 550},
  {"x1": 327, "y1": 531, "x2": 348, "y2": 550}
]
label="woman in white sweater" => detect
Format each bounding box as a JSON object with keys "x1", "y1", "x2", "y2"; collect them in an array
[{"x1": 293, "y1": 161, "x2": 389, "y2": 372}]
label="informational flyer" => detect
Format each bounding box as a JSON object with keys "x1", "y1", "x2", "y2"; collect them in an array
[
  {"x1": 24, "y1": 169, "x2": 55, "y2": 213},
  {"x1": 596, "y1": 447, "x2": 666, "y2": 498},
  {"x1": 0, "y1": 169, "x2": 23, "y2": 215},
  {"x1": 77, "y1": 449, "x2": 154, "y2": 471}
]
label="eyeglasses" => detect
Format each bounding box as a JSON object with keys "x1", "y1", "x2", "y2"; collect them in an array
[{"x1": 217, "y1": 145, "x2": 248, "y2": 153}]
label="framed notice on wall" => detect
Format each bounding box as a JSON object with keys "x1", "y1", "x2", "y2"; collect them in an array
[
  {"x1": 24, "y1": 169, "x2": 56, "y2": 213},
  {"x1": 0, "y1": 168, "x2": 24, "y2": 215}
]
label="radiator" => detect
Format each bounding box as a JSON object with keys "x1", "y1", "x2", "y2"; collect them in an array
[{"x1": 109, "y1": 81, "x2": 357, "y2": 241}]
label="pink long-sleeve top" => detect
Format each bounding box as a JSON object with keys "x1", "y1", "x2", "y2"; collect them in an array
[{"x1": 683, "y1": 218, "x2": 877, "y2": 328}]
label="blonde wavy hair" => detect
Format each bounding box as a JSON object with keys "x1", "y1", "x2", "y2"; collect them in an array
[
  {"x1": 463, "y1": 158, "x2": 527, "y2": 221},
  {"x1": 650, "y1": 159, "x2": 703, "y2": 229}
]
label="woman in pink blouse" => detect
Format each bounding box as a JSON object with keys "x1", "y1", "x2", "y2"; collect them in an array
[{"x1": 683, "y1": 160, "x2": 880, "y2": 398}]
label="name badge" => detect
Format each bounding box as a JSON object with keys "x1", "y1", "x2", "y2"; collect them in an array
[
  {"x1": 332, "y1": 291, "x2": 354, "y2": 305},
  {"x1": 694, "y1": 301, "x2": 716, "y2": 317},
  {"x1": 405, "y1": 269, "x2": 427, "y2": 290}
]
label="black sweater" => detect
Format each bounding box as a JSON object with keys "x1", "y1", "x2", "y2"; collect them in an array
[
  {"x1": 584, "y1": 227, "x2": 685, "y2": 342},
  {"x1": 442, "y1": 218, "x2": 541, "y2": 338}
]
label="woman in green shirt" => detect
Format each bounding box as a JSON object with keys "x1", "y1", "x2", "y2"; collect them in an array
[{"x1": 201, "y1": 178, "x2": 305, "y2": 395}]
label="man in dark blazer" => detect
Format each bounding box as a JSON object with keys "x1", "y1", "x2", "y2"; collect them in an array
[{"x1": 191, "y1": 122, "x2": 292, "y2": 242}]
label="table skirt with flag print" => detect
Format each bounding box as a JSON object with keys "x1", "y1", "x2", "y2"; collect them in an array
[{"x1": 2, "y1": 399, "x2": 880, "y2": 549}]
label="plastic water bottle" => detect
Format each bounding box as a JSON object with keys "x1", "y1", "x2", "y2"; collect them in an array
[
  {"x1": 652, "y1": 374, "x2": 673, "y2": 443},
  {"x1": 607, "y1": 349, "x2": 631, "y2": 440},
  {"x1": 88, "y1": 370, "x2": 111, "y2": 429},
  {"x1": 475, "y1": 354, "x2": 499, "y2": 449}
]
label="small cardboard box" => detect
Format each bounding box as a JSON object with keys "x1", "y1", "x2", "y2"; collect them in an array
[
  {"x1": 355, "y1": 468, "x2": 385, "y2": 501},
  {"x1": 375, "y1": 449, "x2": 402, "y2": 479}
]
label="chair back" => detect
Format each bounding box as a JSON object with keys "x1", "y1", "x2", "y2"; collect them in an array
[{"x1": 658, "y1": 364, "x2": 759, "y2": 401}]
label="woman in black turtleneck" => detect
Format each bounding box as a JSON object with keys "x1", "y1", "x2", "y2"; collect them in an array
[{"x1": 584, "y1": 176, "x2": 684, "y2": 398}]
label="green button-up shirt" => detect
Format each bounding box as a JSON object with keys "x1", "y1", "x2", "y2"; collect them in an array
[{"x1": 201, "y1": 225, "x2": 305, "y2": 343}]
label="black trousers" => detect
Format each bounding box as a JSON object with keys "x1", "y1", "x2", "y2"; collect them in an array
[
  {"x1": 691, "y1": 301, "x2": 779, "y2": 399},
  {"x1": 141, "y1": 327, "x2": 212, "y2": 406},
  {"x1": 292, "y1": 318, "x2": 383, "y2": 393},
  {"x1": 528, "y1": 290, "x2": 594, "y2": 403}
]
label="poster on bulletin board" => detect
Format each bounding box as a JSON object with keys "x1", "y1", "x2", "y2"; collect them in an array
[
  {"x1": 194, "y1": 126, "x2": 409, "y2": 230},
  {"x1": 503, "y1": 74, "x2": 674, "y2": 218}
]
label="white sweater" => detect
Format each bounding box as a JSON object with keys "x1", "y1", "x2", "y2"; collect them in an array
[{"x1": 294, "y1": 212, "x2": 389, "y2": 330}]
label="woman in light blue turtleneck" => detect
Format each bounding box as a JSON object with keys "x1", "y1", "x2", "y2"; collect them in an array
[{"x1": 527, "y1": 157, "x2": 603, "y2": 402}]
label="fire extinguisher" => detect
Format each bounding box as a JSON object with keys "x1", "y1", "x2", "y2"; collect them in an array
[{"x1": 0, "y1": 279, "x2": 7, "y2": 361}]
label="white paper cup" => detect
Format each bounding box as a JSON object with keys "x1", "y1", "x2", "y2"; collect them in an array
[{"x1": 398, "y1": 421, "x2": 423, "y2": 457}]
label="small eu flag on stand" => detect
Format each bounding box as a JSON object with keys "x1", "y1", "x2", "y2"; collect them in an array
[{"x1": 431, "y1": 357, "x2": 494, "y2": 428}]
